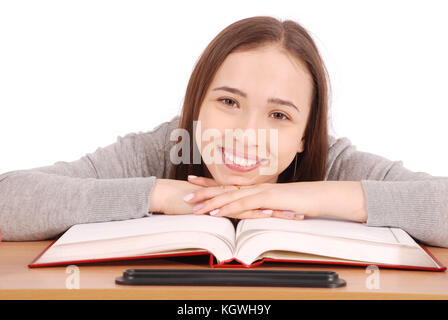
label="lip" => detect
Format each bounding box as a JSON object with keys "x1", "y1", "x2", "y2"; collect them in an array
[{"x1": 220, "y1": 146, "x2": 267, "y2": 173}]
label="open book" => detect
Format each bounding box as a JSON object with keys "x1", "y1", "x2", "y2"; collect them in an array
[{"x1": 29, "y1": 214, "x2": 446, "y2": 271}]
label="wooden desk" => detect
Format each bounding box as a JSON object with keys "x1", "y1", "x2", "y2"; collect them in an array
[{"x1": 1, "y1": 241, "x2": 448, "y2": 300}]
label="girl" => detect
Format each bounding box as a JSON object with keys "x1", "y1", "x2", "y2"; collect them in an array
[{"x1": 0, "y1": 16, "x2": 447, "y2": 248}]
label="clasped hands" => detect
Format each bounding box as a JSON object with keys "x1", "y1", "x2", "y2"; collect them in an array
[{"x1": 183, "y1": 175, "x2": 307, "y2": 221}]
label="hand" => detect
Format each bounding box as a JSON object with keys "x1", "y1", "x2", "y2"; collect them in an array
[
  {"x1": 150, "y1": 176, "x2": 276, "y2": 217},
  {"x1": 186, "y1": 175, "x2": 220, "y2": 187},
  {"x1": 184, "y1": 177, "x2": 310, "y2": 220},
  {"x1": 150, "y1": 178, "x2": 205, "y2": 215}
]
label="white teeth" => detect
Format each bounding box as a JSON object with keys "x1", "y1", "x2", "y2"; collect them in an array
[
  {"x1": 223, "y1": 149, "x2": 257, "y2": 167},
  {"x1": 236, "y1": 156, "x2": 245, "y2": 166}
]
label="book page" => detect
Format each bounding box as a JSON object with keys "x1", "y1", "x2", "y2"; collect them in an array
[
  {"x1": 260, "y1": 250, "x2": 369, "y2": 264},
  {"x1": 236, "y1": 216, "x2": 418, "y2": 246},
  {"x1": 55, "y1": 214, "x2": 236, "y2": 248},
  {"x1": 36, "y1": 231, "x2": 234, "y2": 264},
  {"x1": 234, "y1": 231, "x2": 437, "y2": 268}
]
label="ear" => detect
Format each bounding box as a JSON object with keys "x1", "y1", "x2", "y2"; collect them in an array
[{"x1": 297, "y1": 136, "x2": 305, "y2": 153}]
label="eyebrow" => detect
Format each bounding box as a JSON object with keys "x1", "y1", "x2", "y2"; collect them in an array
[{"x1": 212, "y1": 86, "x2": 301, "y2": 113}]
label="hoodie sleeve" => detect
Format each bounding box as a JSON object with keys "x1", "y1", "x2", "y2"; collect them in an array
[
  {"x1": 0, "y1": 116, "x2": 179, "y2": 241},
  {"x1": 325, "y1": 135, "x2": 448, "y2": 248}
]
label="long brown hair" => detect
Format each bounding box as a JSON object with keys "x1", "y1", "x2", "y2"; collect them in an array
[{"x1": 169, "y1": 16, "x2": 330, "y2": 183}]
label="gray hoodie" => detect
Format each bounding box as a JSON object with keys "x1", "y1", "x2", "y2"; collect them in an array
[{"x1": 1, "y1": 116, "x2": 447, "y2": 247}]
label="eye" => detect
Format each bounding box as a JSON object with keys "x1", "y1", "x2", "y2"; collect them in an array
[
  {"x1": 219, "y1": 98, "x2": 239, "y2": 109},
  {"x1": 270, "y1": 112, "x2": 290, "y2": 121},
  {"x1": 218, "y1": 98, "x2": 290, "y2": 121}
]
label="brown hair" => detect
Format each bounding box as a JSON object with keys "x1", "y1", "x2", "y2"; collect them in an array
[{"x1": 169, "y1": 16, "x2": 330, "y2": 183}]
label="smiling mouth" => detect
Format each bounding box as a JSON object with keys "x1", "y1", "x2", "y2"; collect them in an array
[{"x1": 219, "y1": 146, "x2": 268, "y2": 172}]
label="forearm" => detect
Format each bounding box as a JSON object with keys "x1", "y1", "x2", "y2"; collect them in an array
[
  {"x1": 299, "y1": 181, "x2": 368, "y2": 223},
  {"x1": 361, "y1": 179, "x2": 448, "y2": 247},
  {"x1": 0, "y1": 170, "x2": 155, "y2": 241}
]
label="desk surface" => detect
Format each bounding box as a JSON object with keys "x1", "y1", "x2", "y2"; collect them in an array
[{"x1": 1, "y1": 241, "x2": 448, "y2": 299}]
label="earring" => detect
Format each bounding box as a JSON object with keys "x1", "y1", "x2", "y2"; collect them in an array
[{"x1": 293, "y1": 153, "x2": 298, "y2": 177}]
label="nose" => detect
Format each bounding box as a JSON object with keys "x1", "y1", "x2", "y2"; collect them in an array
[{"x1": 230, "y1": 113, "x2": 261, "y2": 149}]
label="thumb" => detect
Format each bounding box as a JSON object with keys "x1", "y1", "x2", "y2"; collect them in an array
[{"x1": 187, "y1": 175, "x2": 220, "y2": 187}]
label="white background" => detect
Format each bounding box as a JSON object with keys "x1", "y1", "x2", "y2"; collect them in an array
[{"x1": 1, "y1": 0, "x2": 447, "y2": 176}]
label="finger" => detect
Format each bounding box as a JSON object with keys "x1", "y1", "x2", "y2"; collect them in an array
[
  {"x1": 192, "y1": 185, "x2": 265, "y2": 215},
  {"x1": 231, "y1": 209, "x2": 273, "y2": 219},
  {"x1": 186, "y1": 184, "x2": 242, "y2": 204},
  {"x1": 221, "y1": 207, "x2": 305, "y2": 220},
  {"x1": 272, "y1": 210, "x2": 306, "y2": 221},
  {"x1": 184, "y1": 185, "x2": 236, "y2": 204},
  {"x1": 228, "y1": 209, "x2": 305, "y2": 220},
  {"x1": 232, "y1": 209, "x2": 275, "y2": 219},
  {"x1": 184, "y1": 181, "x2": 260, "y2": 203},
  {"x1": 209, "y1": 194, "x2": 307, "y2": 220},
  {"x1": 187, "y1": 175, "x2": 219, "y2": 187},
  {"x1": 206, "y1": 191, "x2": 270, "y2": 218}
]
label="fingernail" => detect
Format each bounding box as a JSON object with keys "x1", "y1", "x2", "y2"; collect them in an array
[
  {"x1": 183, "y1": 193, "x2": 194, "y2": 202},
  {"x1": 188, "y1": 175, "x2": 197, "y2": 179},
  {"x1": 209, "y1": 209, "x2": 220, "y2": 216},
  {"x1": 295, "y1": 214, "x2": 305, "y2": 220},
  {"x1": 262, "y1": 209, "x2": 273, "y2": 215},
  {"x1": 282, "y1": 210, "x2": 295, "y2": 217},
  {"x1": 192, "y1": 203, "x2": 204, "y2": 212}
]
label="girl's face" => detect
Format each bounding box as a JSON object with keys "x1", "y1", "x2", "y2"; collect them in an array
[{"x1": 195, "y1": 45, "x2": 313, "y2": 186}]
